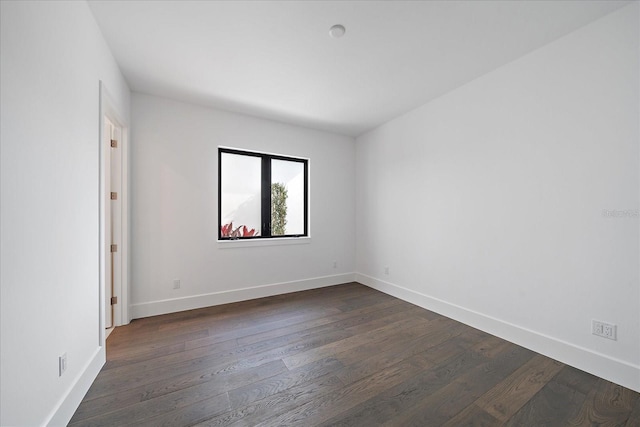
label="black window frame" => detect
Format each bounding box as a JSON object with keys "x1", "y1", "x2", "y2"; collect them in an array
[{"x1": 218, "y1": 147, "x2": 309, "y2": 240}]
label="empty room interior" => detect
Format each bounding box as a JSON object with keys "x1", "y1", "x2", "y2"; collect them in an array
[{"x1": 1, "y1": 0, "x2": 640, "y2": 426}]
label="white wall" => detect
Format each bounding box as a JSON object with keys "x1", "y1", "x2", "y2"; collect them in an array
[
  {"x1": 356, "y1": 3, "x2": 640, "y2": 391},
  {"x1": 0, "y1": 1, "x2": 130, "y2": 425},
  {"x1": 130, "y1": 94, "x2": 355, "y2": 317}
]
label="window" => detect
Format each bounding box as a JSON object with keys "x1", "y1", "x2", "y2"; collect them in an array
[{"x1": 218, "y1": 147, "x2": 308, "y2": 240}]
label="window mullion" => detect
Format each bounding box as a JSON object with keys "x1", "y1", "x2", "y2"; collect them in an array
[
  {"x1": 303, "y1": 160, "x2": 308, "y2": 236},
  {"x1": 261, "y1": 156, "x2": 271, "y2": 237}
]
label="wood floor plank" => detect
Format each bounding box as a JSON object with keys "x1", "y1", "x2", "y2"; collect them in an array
[
  {"x1": 340, "y1": 304, "x2": 427, "y2": 333},
  {"x1": 552, "y1": 365, "x2": 600, "y2": 396},
  {"x1": 71, "y1": 384, "x2": 229, "y2": 427},
  {"x1": 71, "y1": 283, "x2": 640, "y2": 426},
  {"x1": 134, "y1": 392, "x2": 231, "y2": 427},
  {"x1": 103, "y1": 342, "x2": 187, "y2": 370},
  {"x1": 474, "y1": 354, "x2": 565, "y2": 422},
  {"x1": 201, "y1": 306, "x2": 342, "y2": 337},
  {"x1": 103, "y1": 337, "x2": 237, "y2": 375},
  {"x1": 194, "y1": 374, "x2": 344, "y2": 427},
  {"x1": 328, "y1": 337, "x2": 532, "y2": 427},
  {"x1": 569, "y1": 378, "x2": 640, "y2": 426},
  {"x1": 333, "y1": 290, "x2": 397, "y2": 312},
  {"x1": 505, "y1": 378, "x2": 589, "y2": 426},
  {"x1": 320, "y1": 348, "x2": 489, "y2": 427},
  {"x1": 470, "y1": 335, "x2": 518, "y2": 359},
  {"x1": 184, "y1": 307, "x2": 341, "y2": 351},
  {"x1": 71, "y1": 360, "x2": 287, "y2": 423},
  {"x1": 87, "y1": 326, "x2": 352, "y2": 401},
  {"x1": 282, "y1": 315, "x2": 431, "y2": 369},
  {"x1": 626, "y1": 398, "x2": 640, "y2": 427},
  {"x1": 331, "y1": 315, "x2": 470, "y2": 387},
  {"x1": 334, "y1": 341, "x2": 433, "y2": 386},
  {"x1": 389, "y1": 343, "x2": 537, "y2": 426},
  {"x1": 107, "y1": 329, "x2": 210, "y2": 358},
  {"x1": 235, "y1": 297, "x2": 402, "y2": 347},
  {"x1": 119, "y1": 283, "x2": 362, "y2": 337},
  {"x1": 227, "y1": 356, "x2": 344, "y2": 409},
  {"x1": 442, "y1": 403, "x2": 502, "y2": 427},
  {"x1": 254, "y1": 358, "x2": 423, "y2": 427},
  {"x1": 84, "y1": 346, "x2": 239, "y2": 400}
]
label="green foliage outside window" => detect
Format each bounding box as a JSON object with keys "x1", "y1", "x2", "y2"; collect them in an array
[{"x1": 271, "y1": 182, "x2": 288, "y2": 235}]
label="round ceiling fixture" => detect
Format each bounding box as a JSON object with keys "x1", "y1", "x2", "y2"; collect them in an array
[{"x1": 329, "y1": 24, "x2": 346, "y2": 38}]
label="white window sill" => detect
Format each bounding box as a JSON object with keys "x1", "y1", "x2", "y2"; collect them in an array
[{"x1": 217, "y1": 236, "x2": 311, "y2": 249}]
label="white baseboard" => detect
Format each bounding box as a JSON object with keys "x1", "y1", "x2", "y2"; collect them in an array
[
  {"x1": 130, "y1": 273, "x2": 357, "y2": 319},
  {"x1": 46, "y1": 345, "x2": 106, "y2": 426},
  {"x1": 356, "y1": 273, "x2": 640, "y2": 393}
]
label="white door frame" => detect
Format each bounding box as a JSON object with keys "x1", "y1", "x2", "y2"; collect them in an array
[{"x1": 99, "y1": 81, "x2": 130, "y2": 345}]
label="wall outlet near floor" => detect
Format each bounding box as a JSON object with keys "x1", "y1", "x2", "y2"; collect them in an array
[
  {"x1": 592, "y1": 320, "x2": 617, "y2": 340},
  {"x1": 59, "y1": 353, "x2": 67, "y2": 376},
  {"x1": 333, "y1": 261, "x2": 337, "y2": 269},
  {"x1": 384, "y1": 266, "x2": 389, "y2": 275},
  {"x1": 173, "y1": 279, "x2": 181, "y2": 289}
]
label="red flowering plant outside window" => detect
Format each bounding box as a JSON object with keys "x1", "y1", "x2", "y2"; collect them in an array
[{"x1": 220, "y1": 222, "x2": 257, "y2": 239}]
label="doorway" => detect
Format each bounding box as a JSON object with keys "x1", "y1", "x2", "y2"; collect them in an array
[
  {"x1": 104, "y1": 116, "x2": 121, "y2": 331},
  {"x1": 99, "y1": 81, "x2": 129, "y2": 345}
]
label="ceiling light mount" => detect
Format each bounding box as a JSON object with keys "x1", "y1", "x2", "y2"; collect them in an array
[{"x1": 329, "y1": 24, "x2": 346, "y2": 38}]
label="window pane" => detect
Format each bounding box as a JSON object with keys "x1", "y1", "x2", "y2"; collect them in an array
[
  {"x1": 221, "y1": 153, "x2": 261, "y2": 237},
  {"x1": 271, "y1": 159, "x2": 304, "y2": 235}
]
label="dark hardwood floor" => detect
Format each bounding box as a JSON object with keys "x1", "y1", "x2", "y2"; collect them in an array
[{"x1": 70, "y1": 282, "x2": 640, "y2": 426}]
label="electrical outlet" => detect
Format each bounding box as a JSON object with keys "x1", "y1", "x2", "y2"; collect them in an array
[
  {"x1": 602, "y1": 323, "x2": 617, "y2": 340},
  {"x1": 332, "y1": 261, "x2": 337, "y2": 269},
  {"x1": 593, "y1": 320, "x2": 603, "y2": 336},
  {"x1": 384, "y1": 266, "x2": 389, "y2": 275},
  {"x1": 173, "y1": 279, "x2": 181, "y2": 289},
  {"x1": 59, "y1": 353, "x2": 67, "y2": 376},
  {"x1": 592, "y1": 320, "x2": 617, "y2": 340}
]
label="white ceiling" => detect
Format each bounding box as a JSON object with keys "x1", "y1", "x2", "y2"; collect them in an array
[{"x1": 88, "y1": 0, "x2": 631, "y2": 137}]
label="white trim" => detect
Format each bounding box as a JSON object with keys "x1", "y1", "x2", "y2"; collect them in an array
[
  {"x1": 120, "y1": 123, "x2": 130, "y2": 324},
  {"x1": 356, "y1": 273, "x2": 640, "y2": 393},
  {"x1": 98, "y1": 82, "x2": 107, "y2": 346},
  {"x1": 99, "y1": 81, "x2": 130, "y2": 329},
  {"x1": 218, "y1": 145, "x2": 310, "y2": 162},
  {"x1": 218, "y1": 236, "x2": 311, "y2": 249},
  {"x1": 131, "y1": 273, "x2": 356, "y2": 319},
  {"x1": 45, "y1": 346, "x2": 106, "y2": 427}
]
